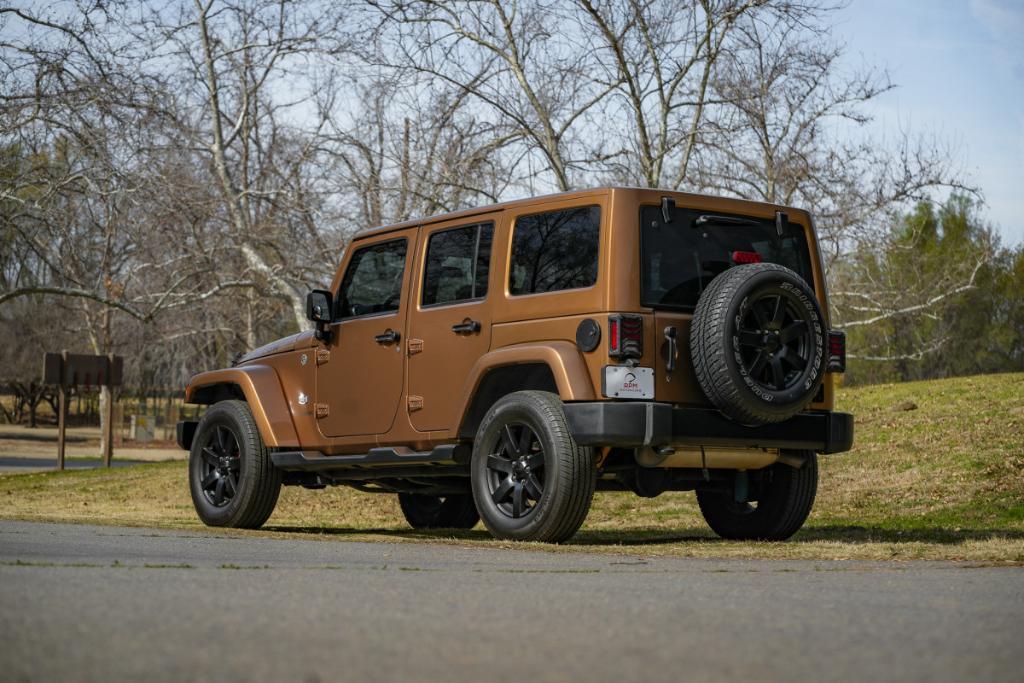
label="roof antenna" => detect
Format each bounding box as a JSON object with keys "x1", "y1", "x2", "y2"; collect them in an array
[{"x1": 661, "y1": 196, "x2": 675, "y2": 224}]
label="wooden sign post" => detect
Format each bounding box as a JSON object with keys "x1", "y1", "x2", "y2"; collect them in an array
[{"x1": 43, "y1": 351, "x2": 123, "y2": 471}]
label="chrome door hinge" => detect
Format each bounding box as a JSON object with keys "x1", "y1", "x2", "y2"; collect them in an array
[
  {"x1": 407, "y1": 395, "x2": 423, "y2": 411},
  {"x1": 316, "y1": 348, "x2": 330, "y2": 365},
  {"x1": 407, "y1": 338, "x2": 424, "y2": 355},
  {"x1": 315, "y1": 403, "x2": 329, "y2": 419}
]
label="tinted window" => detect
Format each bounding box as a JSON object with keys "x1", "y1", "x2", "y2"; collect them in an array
[
  {"x1": 640, "y1": 207, "x2": 814, "y2": 311},
  {"x1": 336, "y1": 239, "x2": 407, "y2": 319},
  {"x1": 422, "y1": 223, "x2": 494, "y2": 306},
  {"x1": 510, "y1": 206, "x2": 600, "y2": 295}
]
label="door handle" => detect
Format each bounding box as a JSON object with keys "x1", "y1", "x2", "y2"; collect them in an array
[
  {"x1": 374, "y1": 328, "x2": 400, "y2": 345},
  {"x1": 451, "y1": 319, "x2": 481, "y2": 335},
  {"x1": 664, "y1": 326, "x2": 678, "y2": 373}
]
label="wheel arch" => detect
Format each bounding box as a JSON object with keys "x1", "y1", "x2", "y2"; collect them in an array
[
  {"x1": 455, "y1": 341, "x2": 596, "y2": 439},
  {"x1": 185, "y1": 365, "x2": 299, "y2": 448}
]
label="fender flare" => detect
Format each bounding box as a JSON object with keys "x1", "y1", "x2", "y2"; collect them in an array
[
  {"x1": 454, "y1": 341, "x2": 596, "y2": 435},
  {"x1": 184, "y1": 365, "x2": 299, "y2": 448}
]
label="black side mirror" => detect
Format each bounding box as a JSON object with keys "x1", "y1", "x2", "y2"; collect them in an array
[{"x1": 306, "y1": 289, "x2": 333, "y2": 342}]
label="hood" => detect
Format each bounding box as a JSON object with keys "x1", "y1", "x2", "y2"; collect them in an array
[{"x1": 235, "y1": 331, "x2": 315, "y2": 364}]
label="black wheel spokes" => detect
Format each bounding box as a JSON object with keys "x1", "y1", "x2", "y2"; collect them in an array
[
  {"x1": 487, "y1": 423, "x2": 545, "y2": 519},
  {"x1": 737, "y1": 292, "x2": 812, "y2": 391},
  {"x1": 199, "y1": 425, "x2": 241, "y2": 508}
]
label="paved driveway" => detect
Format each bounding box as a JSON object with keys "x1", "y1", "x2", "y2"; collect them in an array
[{"x1": 1, "y1": 521, "x2": 1021, "y2": 682}]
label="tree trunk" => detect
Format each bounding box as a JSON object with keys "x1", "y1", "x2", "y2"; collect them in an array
[
  {"x1": 28, "y1": 397, "x2": 38, "y2": 428},
  {"x1": 99, "y1": 385, "x2": 113, "y2": 455}
]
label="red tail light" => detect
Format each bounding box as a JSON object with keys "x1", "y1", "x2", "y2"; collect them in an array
[
  {"x1": 827, "y1": 330, "x2": 846, "y2": 373},
  {"x1": 731, "y1": 250, "x2": 763, "y2": 264},
  {"x1": 609, "y1": 314, "x2": 643, "y2": 359}
]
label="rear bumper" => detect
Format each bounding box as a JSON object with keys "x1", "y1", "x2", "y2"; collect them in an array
[{"x1": 562, "y1": 403, "x2": 854, "y2": 454}]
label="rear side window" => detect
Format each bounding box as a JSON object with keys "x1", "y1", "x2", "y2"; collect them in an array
[
  {"x1": 336, "y1": 239, "x2": 408, "y2": 319},
  {"x1": 510, "y1": 206, "x2": 600, "y2": 296},
  {"x1": 422, "y1": 223, "x2": 494, "y2": 306},
  {"x1": 640, "y1": 207, "x2": 814, "y2": 311}
]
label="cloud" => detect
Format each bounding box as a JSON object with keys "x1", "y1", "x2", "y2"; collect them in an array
[
  {"x1": 970, "y1": 0, "x2": 1024, "y2": 42},
  {"x1": 970, "y1": 0, "x2": 1024, "y2": 83}
]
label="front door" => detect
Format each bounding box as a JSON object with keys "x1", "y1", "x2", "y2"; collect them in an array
[
  {"x1": 316, "y1": 230, "x2": 417, "y2": 438},
  {"x1": 407, "y1": 217, "x2": 496, "y2": 432}
]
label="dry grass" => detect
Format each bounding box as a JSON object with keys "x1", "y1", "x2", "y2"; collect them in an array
[{"x1": 2, "y1": 373, "x2": 1022, "y2": 562}]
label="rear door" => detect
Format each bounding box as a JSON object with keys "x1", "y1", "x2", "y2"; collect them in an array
[{"x1": 406, "y1": 216, "x2": 497, "y2": 432}]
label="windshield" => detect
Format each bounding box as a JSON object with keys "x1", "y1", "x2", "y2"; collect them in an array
[{"x1": 640, "y1": 206, "x2": 814, "y2": 311}]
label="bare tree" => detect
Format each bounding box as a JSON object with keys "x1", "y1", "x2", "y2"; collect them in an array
[
  {"x1": 134, "y1": 0, "x2": 351, "y2": 332},
  {"x1": 574, "y1": 0, "x2": 766, "y2": 188},
  {"x1": 367, "y1": 0, "x2": 621, "y2": 192},
  {"x1": 687, "y1": 6, "x2": 981, "y2": 362},
  {"x1": 319, "y1": 69, "x2": 522, "y2": 230}
]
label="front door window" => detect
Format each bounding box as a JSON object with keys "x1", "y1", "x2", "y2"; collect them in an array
[{"x1": 336, "y1": 239, "x2": 408, "y2": 319}]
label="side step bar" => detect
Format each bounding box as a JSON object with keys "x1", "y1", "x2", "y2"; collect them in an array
[{"x1": 271, "y1": 444, "x2": 470, "y2": 472}]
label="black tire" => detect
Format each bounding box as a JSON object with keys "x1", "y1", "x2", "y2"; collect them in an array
[
  {"x1": 188, "y1": 400, "x2": 282, "y2": 529},
  {"x1": 397, "y1": 493, "x2": 480, "y2": 529},
  {"x1": 691, "y1": 262, "x2": 827, "y2": 426},
  {"x1": 696, "y1": 451, "x2": 818, "y2": 541},
  {"x1": 471, "y1": 391, "x2": 596, "y2": 543}
]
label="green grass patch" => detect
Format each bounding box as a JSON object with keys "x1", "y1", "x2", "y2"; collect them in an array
[{"x1": 1, "y1": 373, "x2": 1022, "y2": 562}]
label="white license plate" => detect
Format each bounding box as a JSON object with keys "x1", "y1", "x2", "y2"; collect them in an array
[{"x1": 602, "y1": 366, "x2": 654, "y2": 399}]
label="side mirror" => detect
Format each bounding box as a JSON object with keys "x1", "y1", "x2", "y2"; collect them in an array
[
  {"x1": 306, "y1": 289, "x2": 333, "y2": 342},
  {"x1": 306, "y1": 289, "x2": 333, "y2": 323}
]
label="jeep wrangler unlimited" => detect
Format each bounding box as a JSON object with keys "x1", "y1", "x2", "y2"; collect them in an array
[{"x1": 177, "y1": 187, "x2": 852, "y2": 542}]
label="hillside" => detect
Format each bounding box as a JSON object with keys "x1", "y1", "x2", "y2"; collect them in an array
[{"x1": 1, "y1": 373, "x2": 1022, "y2": 561}]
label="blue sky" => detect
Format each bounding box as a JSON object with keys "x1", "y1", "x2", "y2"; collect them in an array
[{"x1": 835, "y1": 0, "x2": 1024, "y2": 245}]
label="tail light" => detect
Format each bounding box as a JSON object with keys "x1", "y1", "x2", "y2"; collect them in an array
[
  {"x1": 609, "y1": 314, "x2": 643, "y2": 359},
  {"x1": 827, "y1": 330, "x2": 846, "y2": 373},
  {"x1": 731, "y1": 250, "x2": 763, "y2": 265}
]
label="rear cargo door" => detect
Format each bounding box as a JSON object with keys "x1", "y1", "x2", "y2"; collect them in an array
[{"x1": 640, "y1": 205, "x2": 815, "y2": 405}]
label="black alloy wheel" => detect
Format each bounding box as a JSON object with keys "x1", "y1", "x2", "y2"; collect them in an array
[
  {"x1": 735, "y1": 287, "x2": 814, "y2": 392},
  {"x1": 485, "y1": 423, "x2": 546, "y2": 519},
  {"x1": 690, "y1": 262, "x2": 826, "y2": 425},
  {"x1": 397, "y1": 493, "x2": 479, "y2": 529},
  {"x1": 197, "y1": 424, "x2": 242, "y2": 508},
  {"x1": 470, "y1": 390, "x2": 595, "y2": 543},
  {"x1": 188, "y1": 400, "x2": 281, "y2": 529},
  {"x1": 696, "y1": 451, "x2": 818, "y2": 541}
]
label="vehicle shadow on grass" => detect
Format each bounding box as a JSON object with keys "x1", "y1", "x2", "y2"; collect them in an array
[{"x1": 261, "y1": 524, "x2": 1024, "y2": 547}]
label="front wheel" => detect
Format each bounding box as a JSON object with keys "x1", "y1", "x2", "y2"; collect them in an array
[
  {"x1": 188, "y1": 400, "x2": 281, "y2": 529},
  {"x1": 397, "y1": 493, "x2": 479, "y2": 529},
  {"x1": 471, "y1": 391, "x2": 596, "y2": 543},
  {"x1": 696, "y1": 451, "x2": 818, "y2": 541}
]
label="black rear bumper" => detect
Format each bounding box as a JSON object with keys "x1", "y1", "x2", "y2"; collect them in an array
[{"x1": 562, "y1": 402, "x2": 853, "y2": 454}]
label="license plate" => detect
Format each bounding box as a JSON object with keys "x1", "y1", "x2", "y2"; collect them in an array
[{"x1": 602, "y1": 366, "x2": 654, "y2": 399}]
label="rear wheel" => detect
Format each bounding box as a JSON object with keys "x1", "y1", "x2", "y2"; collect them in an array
[
  {"x1": 397, "y1": 493, "x2": 479, "y2": 529},
  {"x1": 696, "y1": 451, "x2": 818, "y2": 541},
  {"x1": 471, "y1": 391, "x2": 596, "y2": 543},
  {"x1": 188, "y1": 400, "x2": 281, "y2": 529}
]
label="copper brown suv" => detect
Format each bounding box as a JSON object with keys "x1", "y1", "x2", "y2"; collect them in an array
[{"x1": 177, "y1": 187, "x2": 853, "y2": 542}]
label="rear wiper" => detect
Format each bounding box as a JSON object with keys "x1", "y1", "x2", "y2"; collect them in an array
[{"x1": 693, "y1": 214, "x2": 760, "y2": 228}]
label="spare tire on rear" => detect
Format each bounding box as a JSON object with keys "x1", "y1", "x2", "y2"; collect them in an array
[{"x1": 690, "y1": 263, "x2": 826, "y2": 426}]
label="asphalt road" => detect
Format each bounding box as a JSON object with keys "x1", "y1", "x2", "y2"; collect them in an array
[{"x1": 1, "y1": 521, "x2": 1021, "y2": 682}]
